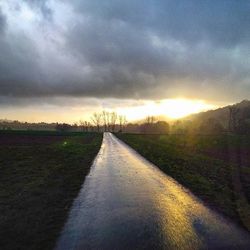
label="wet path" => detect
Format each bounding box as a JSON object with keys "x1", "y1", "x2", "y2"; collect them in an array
[{"x1": 55, "y1": 133, "x2": 250, "y2": 250}]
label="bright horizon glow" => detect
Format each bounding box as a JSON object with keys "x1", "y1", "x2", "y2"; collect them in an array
[
  {"x1": 117, "y1": 99, "x2": 216, "y2": 121},
  {"x1": 0, "y1": 98, "x2": 218, "y2": 123}
]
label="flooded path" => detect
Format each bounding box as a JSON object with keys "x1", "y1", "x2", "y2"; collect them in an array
[{"x1": 55, "y1": 133, "x2": 250, "y2": 250}]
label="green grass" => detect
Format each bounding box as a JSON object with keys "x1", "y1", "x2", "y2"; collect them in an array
[
  {"x1": 0, "y1": 132, "x2": 103, "y2": 250},
  {"x1": 116, "y1": 133, "x2": 250, "y2": 229}
]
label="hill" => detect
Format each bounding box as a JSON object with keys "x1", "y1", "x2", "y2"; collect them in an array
[{"x1": 186, "y1": 100, "x2": 250, "y2": 131}]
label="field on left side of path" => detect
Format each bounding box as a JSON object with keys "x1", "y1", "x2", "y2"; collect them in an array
[{"x1": 0, "y1": 131, "x2": 103, "y2": 250}]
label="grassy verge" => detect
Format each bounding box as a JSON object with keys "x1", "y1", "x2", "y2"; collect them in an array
[
  {"x1": 0, "y1": 131, "x2": 103, "y2": 250},
  {"x1": 116, "y1": 133, "x2": 250, "y2": 229}
]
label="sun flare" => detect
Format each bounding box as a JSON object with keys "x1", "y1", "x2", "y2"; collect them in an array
[
  {"x1": 160, "y1": 99, "x2": 215, "y2": 119},
  {"x1": 117, "y1": 99, "x2": 215, "y2": 121}
]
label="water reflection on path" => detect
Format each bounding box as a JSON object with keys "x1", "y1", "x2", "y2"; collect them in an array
[{"x1": 55, "y1": 133, "x2": 250, "y2": 250}]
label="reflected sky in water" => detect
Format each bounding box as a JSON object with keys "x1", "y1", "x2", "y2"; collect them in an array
[{"x1": 56, "y1": 133, "x2": 250, "y2": 250}]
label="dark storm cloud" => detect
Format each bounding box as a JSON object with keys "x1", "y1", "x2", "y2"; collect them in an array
[
  {"x1": 0, "y1": 8, "x2": 6, "y2": 33},
  {"x1": 74, "y1": 0, "x2": 250, "y2": 48},
  {"x1": 0, "y1": 0, "x2": 249, "y2": 103}
]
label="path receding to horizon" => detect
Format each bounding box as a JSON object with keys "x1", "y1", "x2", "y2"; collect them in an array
[{"x1": 55, "y1": 133, "x2": 250, "y2": 250}]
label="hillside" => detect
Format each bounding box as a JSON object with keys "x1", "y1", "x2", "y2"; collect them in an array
[{"x1": 186, "y1": 100, "x2": 250, "y2": 129}]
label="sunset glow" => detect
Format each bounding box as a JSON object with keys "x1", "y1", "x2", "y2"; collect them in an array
[
  {"x1": 0, "y1": 1, "x2": 249, "y2": 249},
  {"x1": 117, "y1": 99, "x2": 215, "y2": 121}
]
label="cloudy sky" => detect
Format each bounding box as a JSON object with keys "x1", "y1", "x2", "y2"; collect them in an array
[{"x1": 0, "y1": 0, "x2": 249, "y2": 122}]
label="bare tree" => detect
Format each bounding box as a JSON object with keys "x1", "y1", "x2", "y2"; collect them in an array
[
  {"x1": 79, "y1": 120, "x2": 90, "y2": 132},
  {"x1": 106, "y1": 112, "x2": 111, "y2": 132},
  {"x1": 91, "y1": 112, "x2": 102, "y2": 132},
  {"x1": 145, "y1": 116, "x2": 155, "y2": 125},
  {"x1": 84, "y1": 121, "x2": 91, "y2": 132},
  {"x1": 143, "y1": 116, "x2": 155, "y2": 133},
  {"x1": 146, "y1": 116, "x2": 151, "y2": 125},
  {"x1": 110, "y1": 112, "x2": 118, "y2": 132},
  {"x1": 119, "y1": 115, "x2": 127, "y2": 132},
  {"x1": 102, "y1": 110, "x2": 108, "y2": 132},
  {"x1": 79, "y1": 120, "x2": 85, "y2": 132}
]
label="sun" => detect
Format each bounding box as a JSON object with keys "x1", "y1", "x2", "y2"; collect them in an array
[
  {"x1": 117, "y1": 99, "x2": 215, "y2": 121},
  {"x1": 160, "y1": 99, "x2": 215, "y2": 119}
]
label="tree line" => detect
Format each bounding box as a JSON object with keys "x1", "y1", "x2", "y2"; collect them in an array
[
  {"x1": 54, "y1": 114, "x2": 170, "y2": 134},
  {"x1": 1, "y1": 104, "x2": 250, "y2": 134},
  {"x1": 56, "y1": 111, "x2": 127, "y2": 133}
]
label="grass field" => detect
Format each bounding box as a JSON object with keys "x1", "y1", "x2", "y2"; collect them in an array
[
  {"x1": 116, "y1": 133, "x2": 250, "y2": 230},
  {"x1": 0, "y1": 131, "x2": 103, "y2": 250}
]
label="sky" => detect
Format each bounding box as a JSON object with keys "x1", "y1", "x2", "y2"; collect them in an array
[{"x1": 0, "y1": 0, "x2": 249, "y2": 123}]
